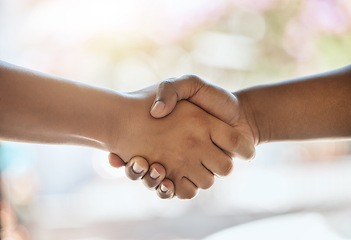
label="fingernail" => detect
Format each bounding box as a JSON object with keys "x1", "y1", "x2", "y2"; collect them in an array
[
  {"x1": 150, "y1": 168, "x2": 160, "y2": 179},
  {"x1": 160, "y1": 184, "x2": 168, "y2": 193},
  {"x1": 132, "y1": 162, "x2": 144, "y2": 174},
  {"x1": 151, "y1": 101, "x2": 165, "y2": 115}
]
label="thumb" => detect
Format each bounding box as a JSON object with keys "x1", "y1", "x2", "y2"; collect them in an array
[
  {"x1": 150, "y1": 79, "x2": 179, "y2": 118},
  {"x1": 108, "y1": 153, "x2": 126, "y2": 168},
  {"x1": 150, "y1": 75, "x2": 204, "y2": 118}
]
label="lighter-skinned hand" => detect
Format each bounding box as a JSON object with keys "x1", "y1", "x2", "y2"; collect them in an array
[{"x1": 108, "y1": 85, "x2": 238, "y2": 199}]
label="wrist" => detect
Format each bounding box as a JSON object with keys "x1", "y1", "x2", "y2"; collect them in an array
[
  {"x1": 102, "y1": 89, "x2": 156, "y2": 161},
  {"x1": 234, "y1": 90, "x2": 264, "y2": 145},
  {"x1": 73, "y1": 88, "x2": 130, "y2": 153},
  {"x1": 96, "y1": 91, "x2": 131, "y2": 153}
]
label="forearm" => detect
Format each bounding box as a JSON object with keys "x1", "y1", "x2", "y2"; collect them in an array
[
  {"x1": 236, "y1": 65, "x2": 351, "y2": 144},
  {"x1": 0, "y1": 61, "x2": 125, "y2": 150}
]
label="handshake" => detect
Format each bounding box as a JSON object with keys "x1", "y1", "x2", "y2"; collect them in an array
[
  {"x1": 107, "y1": 75, "x2": 256, "y2": 200},
  {"x1": 2, "y1": 61, "x2": 349, "y2": 201}
]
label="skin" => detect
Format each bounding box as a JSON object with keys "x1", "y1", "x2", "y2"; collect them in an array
[
  {"x1": 116, "y1": 64, "x2": 351, "y2": 199},
  {"x1": 113, "y1": 87, "x2": 242, "y2": 199},
  {"x1": 0, "y1": 60, "x2": 246, "y2": 199}
]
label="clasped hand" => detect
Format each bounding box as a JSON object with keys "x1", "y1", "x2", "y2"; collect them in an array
[{"x1": 109, "y1": 75, "x2": 256, "y2": 199}]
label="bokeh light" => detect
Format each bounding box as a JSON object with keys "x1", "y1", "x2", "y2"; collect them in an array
[{"x1": 1, "y1": 0, "x2": 351, "y2": 239}]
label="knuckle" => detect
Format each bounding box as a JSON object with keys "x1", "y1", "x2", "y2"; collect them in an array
[
  {"x1": 182, "y1": 74, "x2": 199, "y2": 81},
  {"x1": 243, "y1": 147, "x2": 256, "y2": 160},
  {"x1": 199, "y1": 176, "x2": 214, "y2": 190},
  {"x1": 177, "y1": 189, "x2": 197, "y2": 200},
  {"x1": 159, "y1": 79, "x2": 174, "y2": 90},
  {"x1": 181, "y1": 74, "x2": 206, "y2": 88},
  {"x1": 229, "y1": 132, "x2": 240, "y2": 152},
  {"x1": 219, "y1": 159, "x2": 234, "y2": 177}
]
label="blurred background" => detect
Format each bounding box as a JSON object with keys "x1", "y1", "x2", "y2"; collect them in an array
[{"x1": 1, "y1": 0, "x2": 351, "y2": 239}]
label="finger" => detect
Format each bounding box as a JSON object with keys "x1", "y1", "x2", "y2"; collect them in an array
[
  {"x1": 142, "y1": 163, "x2": 166, "y2": 189},
  {"x1": 189, "y1": 82, "x2": 239, "y2": 125},
  {"x1": 210, "y1": 122, "x2": 255, "y2": 160},
  {"x1": 157, "y1": 179, "x2": 175, "y2": 199},
  {"x1": 150, "y1": 75, "x2": 239, "y2": 126},
  {"x1": 125, "y1": 156, "x2": 149, "y2": 181},
  {"x1": 150, "y1": 75, "x2": 205, "y2": 118},
  {"x1": 108, "y1": 153, "x2": 126, "y2": 168},
  {"x1": 175, "y1": 177, "x2": 198, "y2": 200},
  {"x1": 150, "y1": 79, "x2": 178, "y2": 118},
  {"x1": 189, "y1": 163, "x2": 215, "y2": 190},
  {"x1": 201, "y1": 144, "x2": 234, "y2": 177}
]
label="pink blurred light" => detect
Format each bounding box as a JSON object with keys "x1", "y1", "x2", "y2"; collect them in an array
[
  {"x1": 300, "y1": 0, "x2": 351, "y2": 34},
  {"x1": 227, "y1": 0, "x2": 278, "y2": 11},
  {"x1": 143, "y1": 0, "x2": 230, "y2": 44}
]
